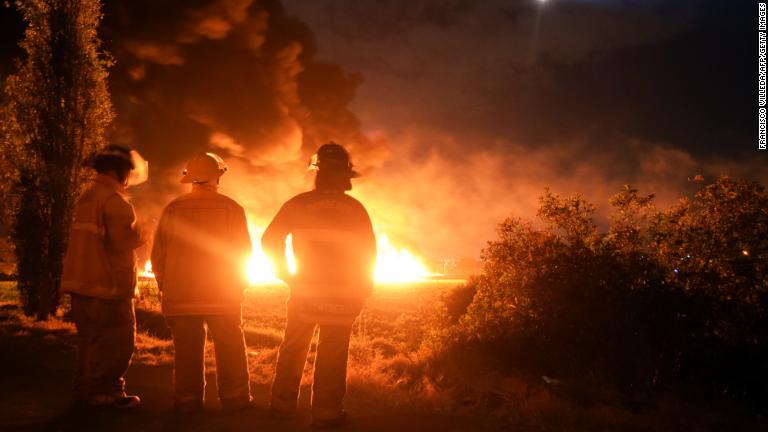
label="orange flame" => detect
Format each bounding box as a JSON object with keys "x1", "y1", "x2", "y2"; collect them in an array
[
  {"x1": 140, "y1": 226, "x2": 434, "y2": 286},
  {"x1": 373, "y1": 234, "x2": 433, "y2": 284},
  {"x1": 245, "y1": 225, "x2": 296, "y2": 285},
  {"x1": 243, "y1": 225, "x2": 433, "y2": 286},
  {"x1": 139, "y1": 259, "x2": 155, "y2": 279}
]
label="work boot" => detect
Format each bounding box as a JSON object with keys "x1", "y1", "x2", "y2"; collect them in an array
[
  {"x1": 311, "y1": 411, "x2": 348, "y2": 429},
  {"x1": 89, "y1": 392, "x2": 141, "y2": 410}
]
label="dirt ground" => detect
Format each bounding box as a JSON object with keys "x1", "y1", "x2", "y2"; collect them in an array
[{"x1": 0, "y1": 304, "x2": 508, "y2": 432}]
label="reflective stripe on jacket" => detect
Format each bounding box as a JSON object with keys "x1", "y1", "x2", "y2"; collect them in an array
[
  {"x1": 61, "y1": 175, "x2": 142, "y2": 299},
  {"x1": 262, "y1": 189, "x2": 376, "y2": 323},
  {"x1": 151, "y1": 184, "x2": 252, "y2": 316}
]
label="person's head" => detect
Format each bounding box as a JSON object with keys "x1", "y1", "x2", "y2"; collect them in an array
[
  {"x1": 181, "y1": 152, "x2": 228, "y2": 186},
  {"x1": 311, "y1": 142, "x2": 359, "y2": 191},
  {"x1": 90, "y1": 145, "x2": 135, "y2": 185}
]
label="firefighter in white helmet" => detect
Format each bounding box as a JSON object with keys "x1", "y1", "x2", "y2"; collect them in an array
[
  {"x1": 263, "y1": 142, "x2": 376, "y2": 427},
  {"x1": 61, "y1": 144, "x2": 149, "y2": 410},
  {"x1": 151, "y1": 152, "x2": 253, "y2": 413}
]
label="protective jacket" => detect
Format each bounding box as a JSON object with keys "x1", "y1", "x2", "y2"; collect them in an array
[
  {"x1": 61, "y1": 174, "x2": 143, "y2": 299},
  {"x1": 262, "y1": 189, "x2": 376, "y2": 324},
  {"x1": 151, "y1": 184, "x2": 252, "y2": 316}
]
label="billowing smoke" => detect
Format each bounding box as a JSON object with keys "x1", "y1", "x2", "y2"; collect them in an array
[
  {"x1": 99, "y1": 0, "x2": 387, "y2": 227},
  {"x1": 1, "y1": 0, "x2": 764, "y2": 266},
  {"x1": 353, "y1": 127, "x2": 768, "y2": 258},
  {"x1": 272, "y1": 0, "x2": 765, "y2": 259}
]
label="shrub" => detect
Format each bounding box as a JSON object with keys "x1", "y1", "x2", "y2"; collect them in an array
[
  {"x1": 436, "y1": 178, "x2": 768, "y2": 410},
  {"x1": 441, "y1": 281, "x2": 477, "y2": 324}
]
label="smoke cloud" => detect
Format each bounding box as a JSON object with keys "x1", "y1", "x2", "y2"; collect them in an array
[
  {"x1": 352, "y1": 126, "x2": 768, "y2": 258},
  {"x1": 1, "y1": 0, "x2": 764, "y2": 264},
  {"x1": 98, "y1": 0, "x2": 386, "y2": 224}
]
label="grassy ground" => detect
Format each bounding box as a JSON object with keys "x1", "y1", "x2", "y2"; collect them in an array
[
  {"x1": 0, "y1": 282, "x2": 762, "y2": 431},
  {"x1": 0, "y1": 281, "x2": 509, "y2": 431},
  {"x1": 131, "y1": 280, "x2": 453, "y2": 401},
  {"x1": 0, "y1": 302, "x2": 503, "y2": 432}
]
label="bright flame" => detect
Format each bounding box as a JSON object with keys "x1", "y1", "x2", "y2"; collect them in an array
[
  {"x1": 245, "y1": 226, "x2": 296, "y2": 285},
  {"x1": 140, "y1": 228, "x2": 432, "y2": 286},
  {"x1": 373, "y1": 234, "x2": 432, "y2": 284},
  {"x1": 245, "y1": 246, "x2": 280, "y2": 285},
  {"x1": 139, "y1": 259, "x2": 155, "y2": 279},
  {"x1": 243, "y1": 225, "x2": 433, "y2": 286}
]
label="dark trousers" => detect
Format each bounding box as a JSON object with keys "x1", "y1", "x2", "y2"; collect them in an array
[
  {"x1": 271, "y1": 315, "x2": 353, "y2": 421},
  {"x1": 71, "y1": 295, "x2": 135, "y2": 400},
  {"x1": 166, "y1": 315, "x2": 251, "y2": 409}
]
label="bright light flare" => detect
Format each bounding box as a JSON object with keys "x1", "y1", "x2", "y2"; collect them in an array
[
  {"x1": 139, "y1": 226, "x2": 433, "y2": 287},
  {"x1": 139, "y1": 259, "x2": 154, "y2": 279},
  {"x1": 245, "y1": 247, "x2": 281, "y2": 285},
  {"x1": 245, "y1": 226, "x2": 295, "y2": 285},
  {"x1": 243, "y1": 224, "x2": 434, "y2": 286},
  {"x1": 373, "y1": 234, "x2": 433, "y2": 284}
]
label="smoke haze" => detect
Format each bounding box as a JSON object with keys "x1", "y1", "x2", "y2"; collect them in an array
[{"x1": 1, "y1": 0, "x2": 764, "y2": 261}]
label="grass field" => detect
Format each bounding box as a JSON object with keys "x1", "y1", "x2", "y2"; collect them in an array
[
  {"x1": 17, "y1": 279, "x2": 460, "y2": 409},
  {"x1": 0, "y1": 280, "x2": 455, "y2": 406},
  {"x1": 2, "y1": 281, "x2": 761, "y2": 431}
]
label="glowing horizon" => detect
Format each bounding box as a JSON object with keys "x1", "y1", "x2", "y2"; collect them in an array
[{"x1": 140, "y1": 228, "x2": 438, "y2": 286}]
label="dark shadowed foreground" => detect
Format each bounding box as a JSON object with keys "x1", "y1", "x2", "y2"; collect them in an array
[
  {"x1": 4, "y1": 179, "x2": 768, "y2": 432},
  {"x1": 0, "y1": 302, "x2": 504, "y2": 432}
]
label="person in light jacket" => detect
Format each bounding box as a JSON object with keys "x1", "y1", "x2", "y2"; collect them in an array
[
  {"x1": 151, "y1": 152, "x2": 252, "y2": 413},
  {"x1": 61, "y1": 144, "x2": 148, "y2": 410}
]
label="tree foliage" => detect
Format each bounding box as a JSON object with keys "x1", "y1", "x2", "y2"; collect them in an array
[
  {"x1": 1, "y1": 0, "x2": 113, "y2": 318},
  {"x1": 440, "y1": 177, "x2": 768, "y2": 409}
]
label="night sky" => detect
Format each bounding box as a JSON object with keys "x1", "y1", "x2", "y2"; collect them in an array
[
  {"x1": 284, "y1": 0, "x2": 755, "y2": 157},
  {"x1": 0, "y1": 0, "x2": 763, "y2": 257}
]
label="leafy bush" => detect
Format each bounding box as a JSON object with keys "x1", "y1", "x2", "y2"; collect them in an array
[
  {"x1": 441, "y1": 281, "x2": 477, "y2": 324},
  {"x1": 437, "y1": 178, "x2": 768, "y2": 410}
]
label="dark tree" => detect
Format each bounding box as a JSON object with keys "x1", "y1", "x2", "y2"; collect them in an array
[{"x1": 1, "y1": 0, "x2": 113, "y2": 319}]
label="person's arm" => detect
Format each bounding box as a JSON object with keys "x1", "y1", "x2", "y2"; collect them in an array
[
  {"x1": 231, "y1": 204, "x2": 253, "y2": 272},
  {"x1": 150, "y1": 207, "x2": 169, "y2": 290},
  {"x1": 262, "y1": 202, "x2": 293, "y2": 282},
  {"x1": 104, "y1": 194, "x2": 145, "y2": 251}
]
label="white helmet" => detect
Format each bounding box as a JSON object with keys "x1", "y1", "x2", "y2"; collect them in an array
[{"x1": 181, "y1": 152, "x2": 228, "y2": 184}]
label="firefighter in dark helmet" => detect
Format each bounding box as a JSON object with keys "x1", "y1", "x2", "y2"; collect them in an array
[
  {"x1": 263, "y1": 142, "x2": 376, "y2": 427},
  {"x1": 60, "y1": 144, "x2": 149, "y2": 409}
]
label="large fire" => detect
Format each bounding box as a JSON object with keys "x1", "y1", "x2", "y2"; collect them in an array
[
  {"x1": 372, "y1": 234, "x2": 432, "y2": 284},
  {"x1": 243, "y1": 226, "x2": 434, "y2": 286},
  {"x1": 140, "y1": 226, "x2": 435, "y2": 286}
]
